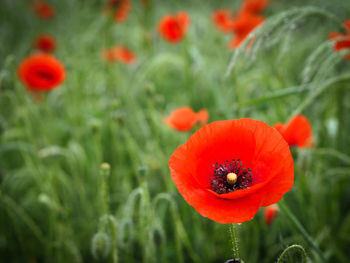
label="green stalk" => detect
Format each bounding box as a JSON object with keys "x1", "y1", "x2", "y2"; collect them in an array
[
  {"x1": 227, "y1": 69, "x2": 242, "y2": 118},
  {"x1": 101, "y1": 163, "x2": 111, "y2": 216},
  {"x1": 279, "y1": 200, "x2": 326, "y2": 262},
  {"x1": 229, "y1": 223, "x2": 240, "y2": 260},
  {"x1": 139, "y1": 169, "x2": 154, "y2": 263},
  {"x1": 277, "y1": 244, "x2": 307, "y2": 263},
  {"x1": 109, "y1": 216, "x2": 118, "y2": 263},
  {"x1": 100, "y1": 163, "x2": 118, "y2": 263},
  {"x1": 336, "y1": 85, "x2": 345, "y2": 152}
]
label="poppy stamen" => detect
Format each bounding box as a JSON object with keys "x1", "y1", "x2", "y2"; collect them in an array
[
  {"x1": 211, "y1": 159, "x2": 252, "y2": 194},
  {"x1": 226, "y1": 173, "x2": 237, "y2": 184}
]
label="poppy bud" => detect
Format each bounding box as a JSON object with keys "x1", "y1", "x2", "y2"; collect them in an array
[
  {"x1": 109, "y1": 99, "x2": 121, "y2": 110},
  {"x1": 101, "y1": 163, "x2": 111, "y2": 179},
  {"x1": 264, "y1": 204, "x2": 279, "y2": 225},
  {"x1": 138, "y1": 164, "x2": 148, "y2": 178},
  {"x1": 101, "y1": 163, "x2": 110, "y2": 171},
  {"x1": 91, "y1": 232, "x2": 111, "y2": 260},
  {"x1": 112, "y1": 110, "x2": 126, "y2": 125},
  {"x1": 38, "y1": 193, "x2": 58, "y2": 210},
  {"x1": 225, "y1": 259, "x2": 242, "y2": 263},
  {"x1": 145, "y1": 83, "x2": 155, "y2": 96},
  {"x1": 89, "y1": 119, "x2": 102, "y2": 133}
]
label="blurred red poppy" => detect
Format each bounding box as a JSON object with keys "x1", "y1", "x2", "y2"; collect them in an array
[
  {"x1": 104, "y1": 0, "x2": 131, "y2": 23},
  {"x1": 329, "y1": 19, "x2": 350, "y2": 60},
  {"x1": 264, "y1": 204, "x2": 278, "y2": 225},
  {"x1": 273, "y1": 115, "x2": 313, "y2": 148},
  {"x1": 158, "y1": 12, "x2": 190, "y2": 43},
  {"x1": 102, "y1": 45, "x2": 136, "y2": 64},
  {"x1": 34, "y1": 33, "x2": 57, "y2": 53},
  {"x1": 241, "y1": 0, "x2": 269, "y2": 14},
  {"x1": 169, "y1": 119, "x2": 294, "y2": 223},
  {"x1": 228, "y1": 12, "x2": 264, "y2": 49},
  {"x1": 18, "y1": 53, "x2": 65, "y2": 92},
  {"x1": 164, "y1": 106, "x2": 208, "y2": 132},
  {"x1": 212, "y1": 0, "x2": 267, "y2": 49},
  {"x1": 212, "y1": 9, "x2": 235, "y2": 33},
  {"x1": 33, "y1": 1, "x2": 55, "y2": 19}
]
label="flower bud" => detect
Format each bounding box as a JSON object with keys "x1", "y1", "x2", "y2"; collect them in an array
[
  {"x1": 111, "y1": 110, "x2": 126, "y2": 125},
  {"x1": 91, "y1": 232, "x2": 111, "y2": 260},
  {"x1": 109, "y1": 99, "x2": 121, "y2": 110},
  {"x1": 88, "y1": 118, "x2": 101, "y2": 133},
  {"x1": 145, "y1": 83, "x2": 155, "y2": 96},
  {"x1": 264, "y1": 204, "x2": 279, "y2": 225},
  {"x1": 100, "y1": 163, "x2": 111, "y2": 178},
  {"x1": 225, "y1": 259, "x2": 242, "y2": 263},
  {"x1": 138, "y1": 164, "x2": 148, "y2": 178}
]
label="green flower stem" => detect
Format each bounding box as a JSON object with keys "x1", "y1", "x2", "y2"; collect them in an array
[
  {"x1": 100, "y1": 163, "x2": 111, "y2": 216},
  {"x1": 109, "y1": 216, "x2": 118, "y2": 263},
  {"x1": 336, "y1": 85, "x2": 345, "y2": 152},
  {"x1": 277, "y1": 244, "x2": 307, "y2": 263},
  {"x1": 229, "y1": 223, "x2": 240, "y2": 260},
  {"x1": 140, "y1": 178, "x2": 154, "y2": 263},
  {"x1": 279, "y1": 200, "x2": 326, "y2": 262},
  {"x1": 100, "y1": 164, "x2": 118, "y2": 263}
]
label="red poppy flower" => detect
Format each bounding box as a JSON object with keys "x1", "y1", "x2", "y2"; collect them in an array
[
  {"x1": 102, "y1": 45, "x2": 136, "y2": 64},
  {"x1": 164, "y1": 107, "x2": 208, "y2": 132},
  {"x1": 157, "y1": 12, "x2": 190, "y2": 43},
  {"x1": 33, "y1": 1, "x2": 55, "y2": 19},
  {"x1": 34, "y1": 33, "x2": 57, "y2": 53},
  {"x1": 228, "y1": 12, "x2": 264, "y2": 49},
  {"x1": 264, "y1": 204, "x2": 278, "y2": 225},
  {"x1": 212, "y1": 1, "x2": 267, "y2": 49},
  {"x1": 329, "y1": 32, "x2": 342, "y2": 40},
  {"x1": 329, "y1": 19, "x2": 350, "y2": 60},
  {"x1": 169, "y1": 119, "x2": 294, "y2": 223},
  {"x1": 212, "y1": 9, "x2": 235, "y2": 33},
  {"x1": 104, "y1": 0, "x2": 131, "y2": 23},
  {"x1": 18, "y1": 53, "x2": 65, "y2": 92},
  {"x1": 273, "y1": 115, "x2": 313, "y2": 148},
  {"x1": 240, "y1": 0, "x2": 269, "y2": 14}
]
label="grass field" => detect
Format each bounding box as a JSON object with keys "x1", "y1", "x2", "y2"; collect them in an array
[{"x1": 1, "y1": 0, "x2": 350, "y2": 262}]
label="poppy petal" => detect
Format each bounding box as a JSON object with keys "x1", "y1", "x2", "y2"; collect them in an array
[
  {"x1": 165, "y1": 107, "x2": 208, "y2": 131},
  {"x1": 169, "y1": 119, "x2": 293, "y2": 223},
  {"x1": 158, "y1": 12, "x2": 190, "y2": 43},
  {"x1": 196, "y1": 110, "x2": 209, "y2": 126},
  {"x1": 18, "y1": 53, "x2": 65, "y2": 92},
  {"x1": 280, "y1": 115, "x2": 313, "y2": 148},
  {"x1": 328, "y1": 32, "x2": 343, "y2": 40},
  {"x1": 344, "y1": 19, "x2": 350, "y2": 31}
]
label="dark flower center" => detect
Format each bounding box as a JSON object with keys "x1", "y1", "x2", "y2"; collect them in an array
[
  {"x1": 211, "y1": 159, "x2": 252, "y2": 194},
  {"x1": 37, "y1": 71, "x2": 54, "y2": 81}
]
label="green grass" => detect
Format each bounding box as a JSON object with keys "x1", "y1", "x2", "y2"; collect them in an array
[{"x1": 1, "y1": 0, "x2": 350, "y2": 262}]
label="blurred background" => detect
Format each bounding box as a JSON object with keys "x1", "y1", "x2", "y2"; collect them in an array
[{"x1": 1, "y1": 0, "x2": 350, "y2": 262}]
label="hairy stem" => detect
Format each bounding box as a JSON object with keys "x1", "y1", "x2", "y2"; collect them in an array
[
  {"x1": 229, "y1": 223, "x2": 240, "y2": 259},
  {"x1": 277, "y1": 244, "x2": 307, "y2": 263}
]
